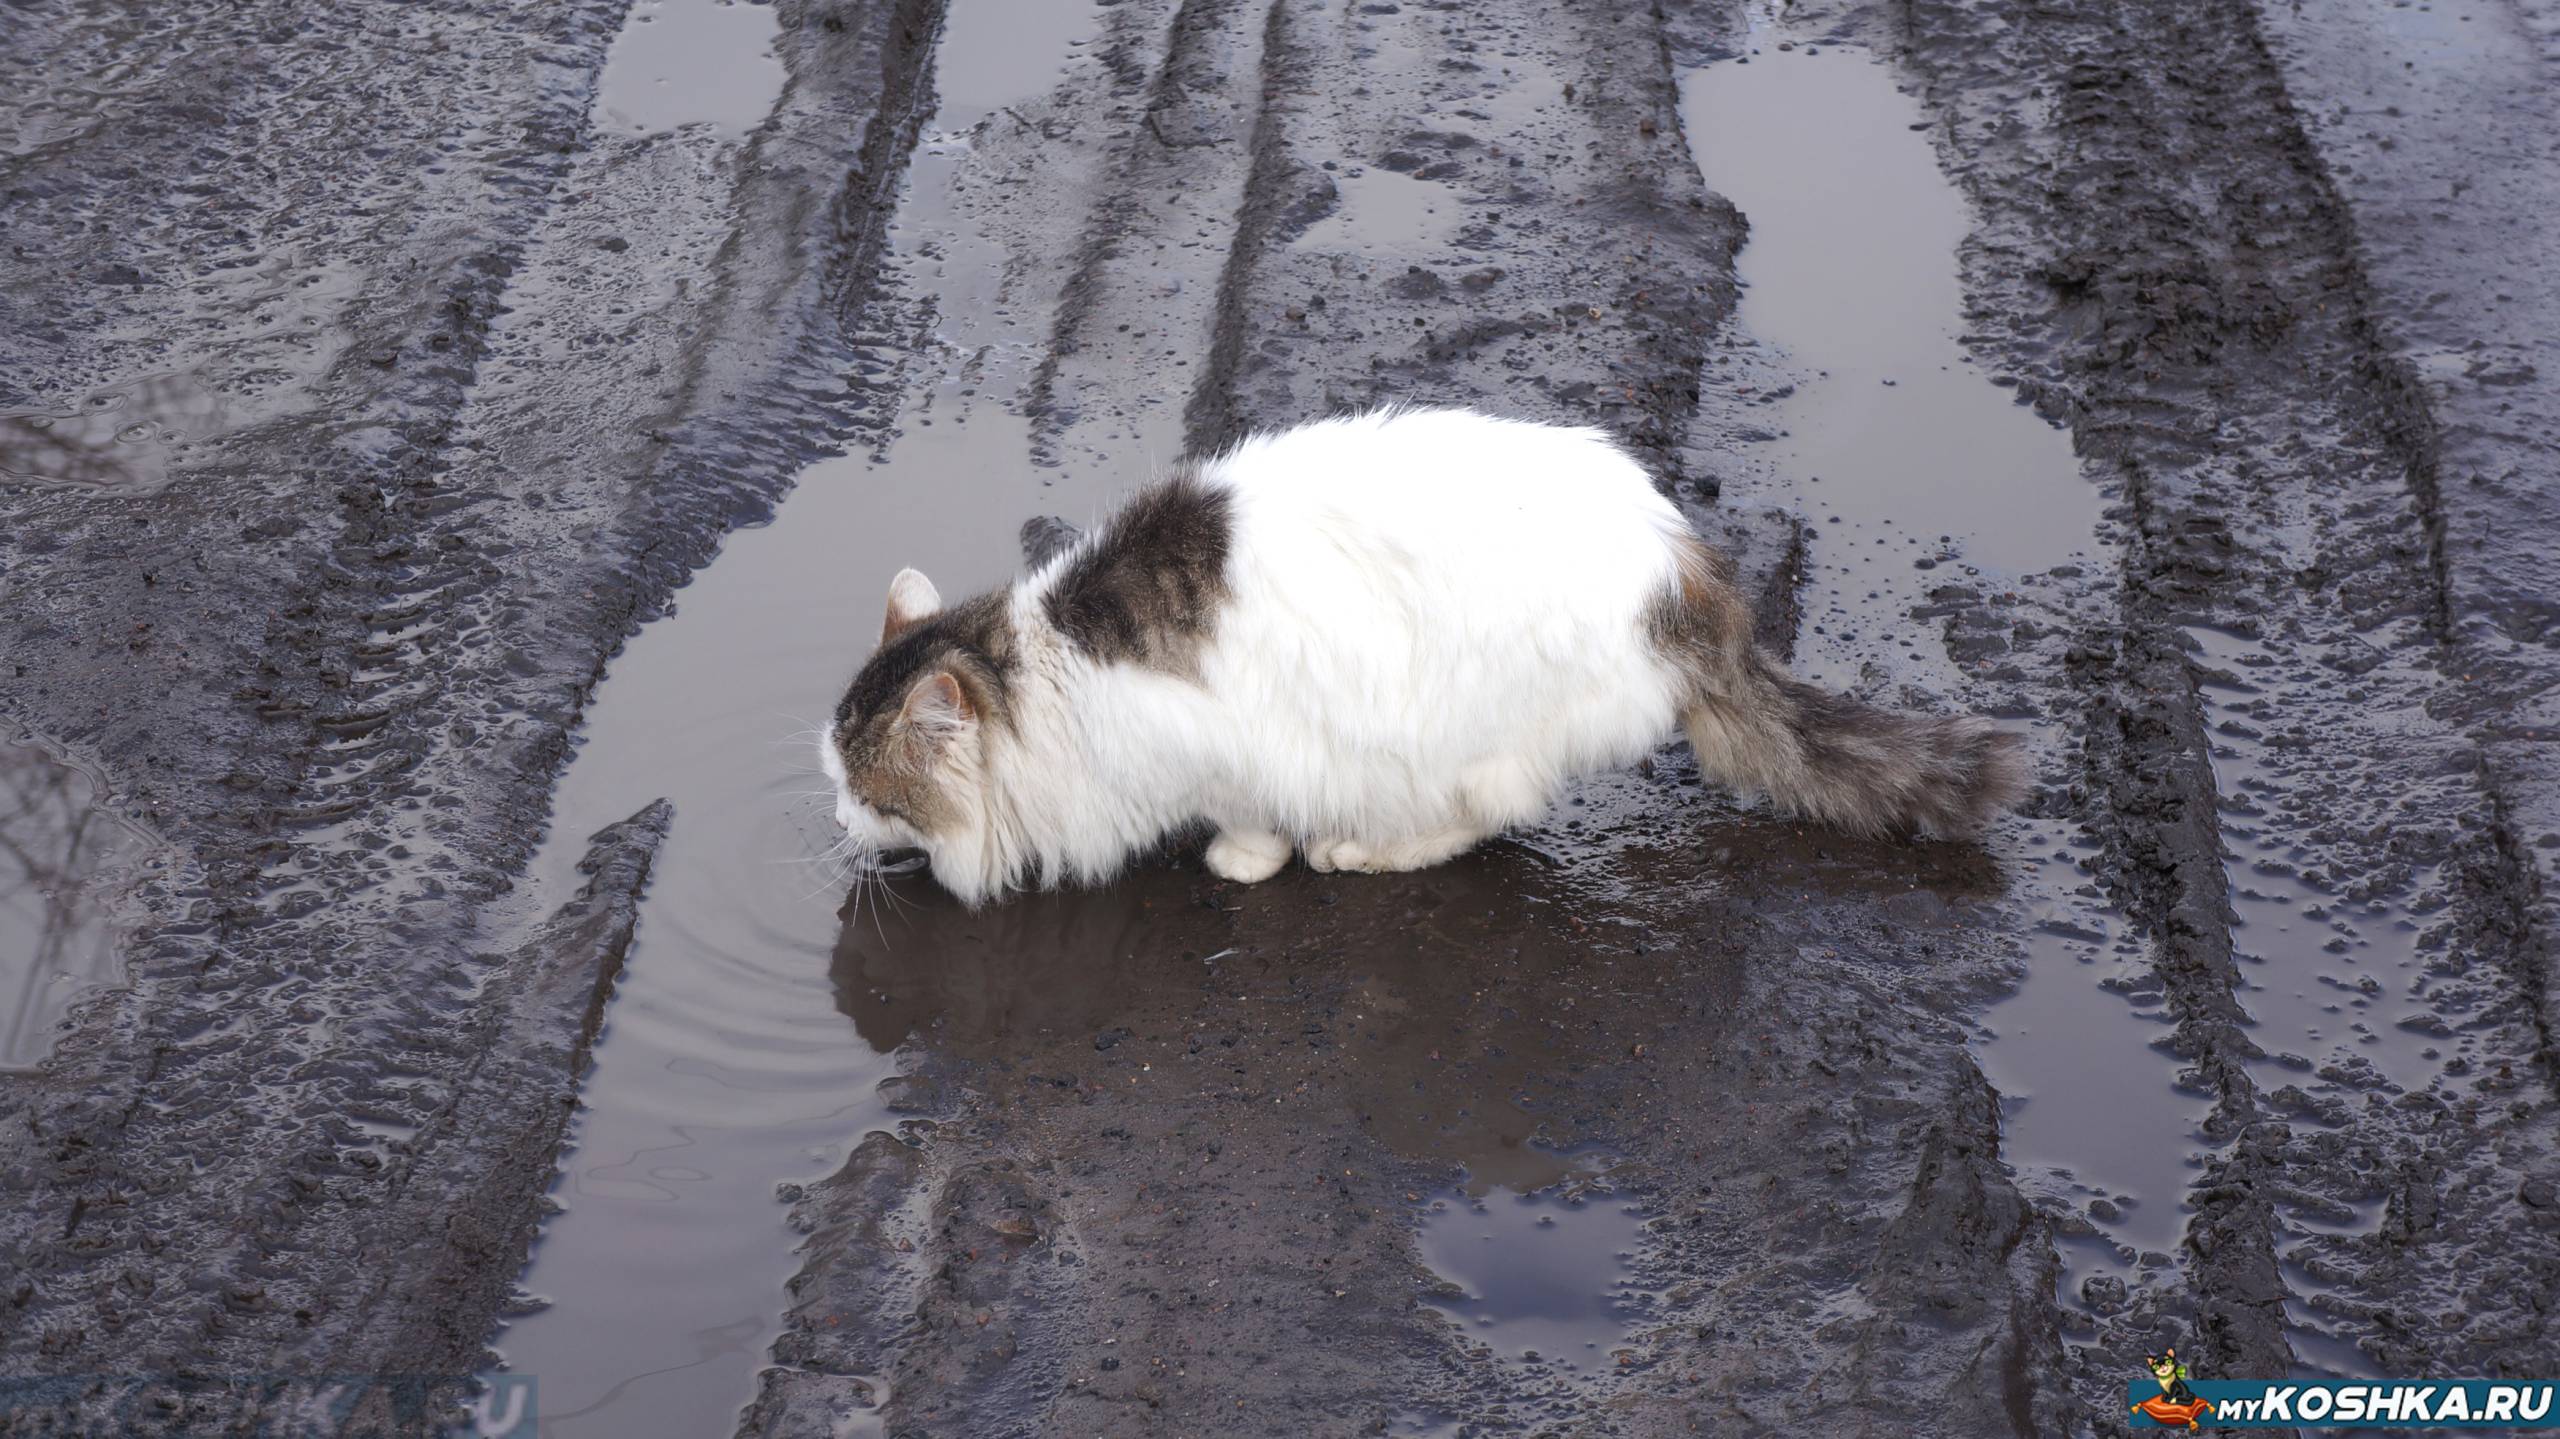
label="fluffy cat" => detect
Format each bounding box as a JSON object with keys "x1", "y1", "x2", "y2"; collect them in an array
[{"x1": 820, "y1": 408, "x2": 2024, "y2": 905}]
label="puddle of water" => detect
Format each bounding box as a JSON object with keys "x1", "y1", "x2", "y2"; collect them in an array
[
  {"x1": 1413, "y1": 1177, "x2": 1649, "y2": 1368},
  {"x1": 0, "y1": 371, "x2": 231, "y2": 492},
  {"x1": 594, "y1": 0, "x2": 788, "y2": 139},
  {"x1": 832, "y1": 834, "x2": 1738, "y2": 1196},
  {"x1": 830, "y1": 858, "x2": 1232, "y2": 1055},
  {"x1": 1296, "y1": 168, "x2": 1468, "y2": 257},
  {"x1": 1679, "y1": 30, "x2": 2099, "y2": 693},
  {"x1": 481, "y1": 4, "x2": 1104, "y2": 1435},
  {"x1": 1679, "y1": 14, "x2": 2186, "y2": 1325},
  {"x1": 1680, "y1": 19, "x2": 2465, "y2": 1382},
  {"x1": 929, "y1": 0, "x2": 1094, "y2": 117},
  {"x1": 1970, "y1": 824, "x2": 2203, "y2": 1266},
  {"x1": 0, "y1": 735, "x2": 159, "y2": 1070}
]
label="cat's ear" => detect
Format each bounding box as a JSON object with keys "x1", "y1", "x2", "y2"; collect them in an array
[
  {"x1": 881, "y1": 568, "x2": 942, "y2": 645},
  {"x1": 897, "y1": 670, "x2": 975, "y2": 736}
]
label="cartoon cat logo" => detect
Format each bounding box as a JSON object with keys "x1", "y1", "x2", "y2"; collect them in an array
[{"x1": 2132, "y1": 1348, "x2": 2215, "y2": 1429}]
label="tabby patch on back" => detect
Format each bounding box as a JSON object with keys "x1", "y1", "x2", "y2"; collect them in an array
[
  {"x1": 820, "y1": 407, "x2": 2022, "y2": 905},
  {"x1": 1039, "y1": 466, "x2": 1232, "y2": 671}
]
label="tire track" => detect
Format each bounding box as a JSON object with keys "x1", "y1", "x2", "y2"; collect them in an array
[
  {"x1": 0, "y1": 0, "x2": 948, "y2": 1410},
  {"x1": 1028, "y1": 0, "x2": 1276, "y2": 472},
  {"x1": 1891, "y1": 0, "x2": 2560, "y2": 1413}
]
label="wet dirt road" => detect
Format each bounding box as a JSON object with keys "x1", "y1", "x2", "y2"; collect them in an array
[{"x1": 2, "y1": 0, "x2": 2556, "y2": 1435}]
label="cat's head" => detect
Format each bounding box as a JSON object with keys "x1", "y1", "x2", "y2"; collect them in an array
[{"x1": 820, "y1": 568, "x2": 1012, "y2": 898}]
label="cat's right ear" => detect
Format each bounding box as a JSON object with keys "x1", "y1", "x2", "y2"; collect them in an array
[{"x1": 881, "y1": 568, "x2": 942, "y2": 646}]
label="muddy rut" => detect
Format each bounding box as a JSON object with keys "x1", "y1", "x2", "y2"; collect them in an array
[{"x1": 1, "y1": 0, "x2": 2554, "y2": 1435}]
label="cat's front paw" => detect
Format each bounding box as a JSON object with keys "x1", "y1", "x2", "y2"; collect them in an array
[{"x1": 1205, "y1": 829, "x2": 1290, "y2": 884}]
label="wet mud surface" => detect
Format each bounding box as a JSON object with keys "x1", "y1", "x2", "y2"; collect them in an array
[{"x1": 2, "y1": 0, "x2": 2556, "y2": 1435}]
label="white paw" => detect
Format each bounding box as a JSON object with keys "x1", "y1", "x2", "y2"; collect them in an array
[
  {"x1": 1205, "y1": 830, "x2": 1289, "y2": 884},
  {"x1": 1304, "y1": 838, "x2": 1380, "y2": 874}
]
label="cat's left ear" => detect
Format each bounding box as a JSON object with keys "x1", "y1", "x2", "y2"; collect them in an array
[
  {"x1": 882, "y1": 568, "x2": 942, "y2": 645},
  {"x1": 898, "y1": 670, "x2": 975, "y2": 737}
]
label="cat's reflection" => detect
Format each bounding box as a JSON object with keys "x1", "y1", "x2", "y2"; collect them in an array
[
  {"x1": 826, "y1": 840, "x2": 1644, "y2": 1189},
  {"x1": 826, "y1": 819, "x2": 2003, "y2": 1188},
  {"x1": 827, "y1": 808, "x2": 2005, "y2": 1059},
  {"x1": 830, "y1": 854, "x2": 1229, "y2": 1055}
]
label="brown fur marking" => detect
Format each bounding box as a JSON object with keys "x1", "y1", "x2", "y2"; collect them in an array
[
  {"x1": 1042, "y1": 467, "x2": 1234, "y2": 671},
  {"x1": 832, "y1": 591, "x2": 1017, "y2": 838}
]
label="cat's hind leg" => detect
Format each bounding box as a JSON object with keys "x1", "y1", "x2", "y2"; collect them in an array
[
  {"x1": 1458, "y1": 756, "x2": 1553, "y2": 830},
  {"x1": 1305, "y1": 759, "x2": 1547, "y2": 874},
  {"x1": 1205, "y1": 827, "x2": 1292, "y2": 883}
]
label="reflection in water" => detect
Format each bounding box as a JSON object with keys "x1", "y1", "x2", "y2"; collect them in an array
[
  {"x1": 833, "y1": 852, "x2": 1230, "y2": 1054},
  {"x1": 0, "y1": 737, "x2": 157, "y2": 1069},
  {"x1": 832, "y1": 839, "x2": 1669, "y2": 1194},
  {"x1": 0, "y1": 371, "x2": 229, "y2": 492},
  {"x1": 829, "y1": 816, "x2": 1980, "y2": 1193}
]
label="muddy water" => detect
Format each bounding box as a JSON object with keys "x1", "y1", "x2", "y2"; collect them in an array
[
  {"x1": 1680, "y1": 30, "x2": 2099, "y2": 693},
  {"x1": 482, "y1": 3, "x2": 1103, "y2": 1435},
  {"x1": 0, "y1": 734, "x2": 159, "y2": 1069},
  {"x1": 1680, "y1": 21, "x2": 2202, "y2": 1311},
  {"x1": 1413, "y1": 1178, "x2": 1650, "y2": 1368},
  {"x1": 1984, "y1": 848, "x2": 2201, "y2": 1262},
  {"x1": 827, "y1": 826, "x2": 1721, "y2": 1197},
  {"x1": 593, "y1": 0, "x2": 787, "y2": 138},
  {"x1": 0, "y1": 371, "x2": 231, "y2": 491},
  {"x1": 1298, "y1": 169, "x2": 1467, "y2": 257}
]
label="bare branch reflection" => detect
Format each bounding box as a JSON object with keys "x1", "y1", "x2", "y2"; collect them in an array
[
  {"x1": 0, "y1": 739, "x2": 155, "y2": 1068},
  {"x1": 0, "y1": 371, "x2": 228, "y2": 492}
]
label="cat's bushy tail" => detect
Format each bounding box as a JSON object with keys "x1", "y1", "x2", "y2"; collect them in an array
[{"x1": 1680, "y1": 648, "x2": 2025, "y2": 838}]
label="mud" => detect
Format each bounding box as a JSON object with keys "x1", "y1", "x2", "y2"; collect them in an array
[
  {"x1": 1681, "y1": 16, "x2": 2204, "y2": 1361},
  {"x1": 1873, "y1": 0, "x2": 2560, "y2": 1405},
  {"x1": 1, "y1": 0, "x2": 2555, "y2": 1434},
  {"x1": 1, "y1": 0, "x2": 947, "y2": 1424}
]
